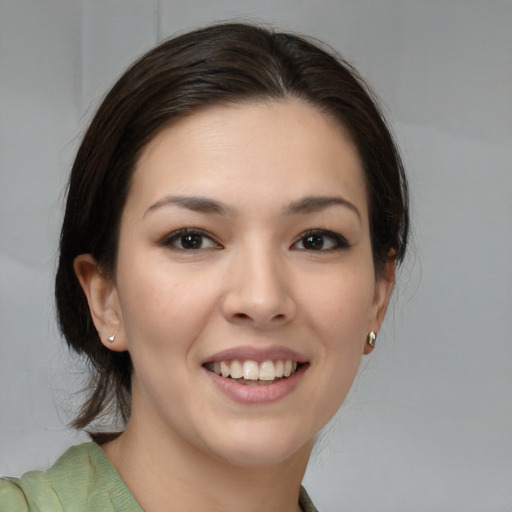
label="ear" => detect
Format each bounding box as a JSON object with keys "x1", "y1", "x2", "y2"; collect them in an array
[
  {"x1": 363, "y1": 255, "x2": 396, "y2": 355},
  {"x1": 73, "y1": 254, "x2": 128, "y2": 352}
]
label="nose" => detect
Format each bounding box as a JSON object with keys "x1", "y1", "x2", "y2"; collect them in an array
[{"x1": 220, "y1": 242, "x2": 296, "y2": 329}]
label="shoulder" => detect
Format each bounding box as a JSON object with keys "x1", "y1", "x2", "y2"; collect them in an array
[
  {"x1": 0, "y1": 442, "x2": 141, "y2": 512},
  {"x1": 1, "y1": 443, "x2": 99, "y2": 511},
  {"x1": 299, "y1": 486, "x2": 320, "y2": 512},
  {"x1": 0, "y1": 477, "x2": 30, "y2": 511}
]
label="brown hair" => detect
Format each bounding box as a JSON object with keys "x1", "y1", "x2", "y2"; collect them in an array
[{"x1": 55, "y1": 22, "x2": 409, "y2": 430}]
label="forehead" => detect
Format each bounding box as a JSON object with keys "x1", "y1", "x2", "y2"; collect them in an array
[{"x1": 127, "y1": 99, "x2": 368, "y2": 220}]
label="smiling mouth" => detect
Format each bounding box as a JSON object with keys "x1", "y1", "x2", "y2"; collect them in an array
[{"x1": 203, "y1": 359, "x2": 304, "y2": 386}]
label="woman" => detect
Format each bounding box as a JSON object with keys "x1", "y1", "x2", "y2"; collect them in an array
[{"x1": 0, "y1": 22, "x2": 408, "y2": 511}]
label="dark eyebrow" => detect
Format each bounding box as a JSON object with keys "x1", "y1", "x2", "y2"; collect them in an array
[
  {"x1": 144, "y1": 196, "x2": 233, "y2": 216},
  {"x1": 286, "y1": 196, "x2": 361, "y2": 221}
]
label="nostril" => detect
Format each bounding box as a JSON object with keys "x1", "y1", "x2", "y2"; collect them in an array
[{"x1": 233, "y1": 312, "x2": 287, "y2": 322}]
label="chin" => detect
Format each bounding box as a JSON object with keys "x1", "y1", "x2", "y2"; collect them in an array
[
  {"x1": 216, "y1": 444, "x2": 307, "y2": 468},
  {"x1": 203, "y1": 423, "x2": 313, "y2": 468}
]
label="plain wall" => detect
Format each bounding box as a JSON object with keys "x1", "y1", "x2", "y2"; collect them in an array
[{"x1": 1, "y1": 1, "x2": 511, "y2": 510}]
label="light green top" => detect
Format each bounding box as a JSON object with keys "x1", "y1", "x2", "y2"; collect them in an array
[{"x1": 0, "y1": 442, "x2": 318, "y2": 511}]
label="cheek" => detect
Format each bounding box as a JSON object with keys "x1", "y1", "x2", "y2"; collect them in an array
[
  {"x1": 300, "y1": 267, "x2": 375, "y2": 410},
  {"x1": 304, "y1": 266, "x2": 375, "y2": 340},
  {"x1": 115, "y1": 259, "x2": 218, "y2": 361},
  {"x1": 310, "y1": 277, "x2": 374, "y2": 408}
]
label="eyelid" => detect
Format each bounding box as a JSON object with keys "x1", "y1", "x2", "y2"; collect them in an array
[
  {"x1": 159, "y1": 227, "x2": 349, "y2": 252},
  {"x1": 160, "y1": 228, "x2": 222, "y2": 250},
  {"x1": 291, "y1": 229, "x2": 351, "y2": 251}
]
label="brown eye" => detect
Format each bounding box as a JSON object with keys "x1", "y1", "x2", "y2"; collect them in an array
[
  {"x1": 303, "y1": 234, "x2": 325, "y2": 250},
  {"x1": 162, "y1": 229, "x2": 221, "y2": 251},
  {"x1": 292, "y1": 230, "x2": 350, "y2": 251},
  {"x1": 180, "y1": 233, "x2": 203, "y2": 249}
]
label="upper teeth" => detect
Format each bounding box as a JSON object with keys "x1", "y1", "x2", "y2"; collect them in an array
[{"x1": 207, "y1": 359, "x2": 299, "y2": 381}]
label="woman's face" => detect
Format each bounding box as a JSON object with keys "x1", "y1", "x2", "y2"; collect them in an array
[{"x1": 101, "y1": 99, "x2": 393, "y2": 465}]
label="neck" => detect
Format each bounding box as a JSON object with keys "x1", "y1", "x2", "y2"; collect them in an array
[{"x1": 102, "y1": 414, "x2": 312, "y2": 512}]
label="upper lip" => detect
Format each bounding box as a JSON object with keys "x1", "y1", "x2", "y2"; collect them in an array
[{"x1": 202, "y1": 346, "x2": 309, "y2": 364}]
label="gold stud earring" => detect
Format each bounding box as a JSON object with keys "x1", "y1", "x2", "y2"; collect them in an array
[
  {"x1": 367, "y1": 331, "x2": 376, "y2": 348},
  {"x1": 107, "y1": 334, "x2": 116, "y2": 343}
]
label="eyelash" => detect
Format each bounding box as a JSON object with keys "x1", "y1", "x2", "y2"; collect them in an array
[
  {"x1": 291, "y1": 229, "x2": 350, "y2": 252},
  {"x1": 160, "y1": 228, "x2": 222, "y2": 251},
  {"x1": 160, "y1": 228, "x2": 350, "y2": 252}
]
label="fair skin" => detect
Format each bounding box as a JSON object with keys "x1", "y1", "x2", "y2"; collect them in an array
[{"x1": 75, "y1": 99, "x2": 395, "y2": 512}]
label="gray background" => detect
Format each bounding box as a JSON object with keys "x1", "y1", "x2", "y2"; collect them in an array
[{"x1": 1, "y1": 1, "x2": 511, "y2": 511}]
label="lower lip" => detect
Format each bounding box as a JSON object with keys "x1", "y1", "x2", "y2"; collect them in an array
[{"x1": 203, "y1": 364, "x2": 308, "y2": 405}]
